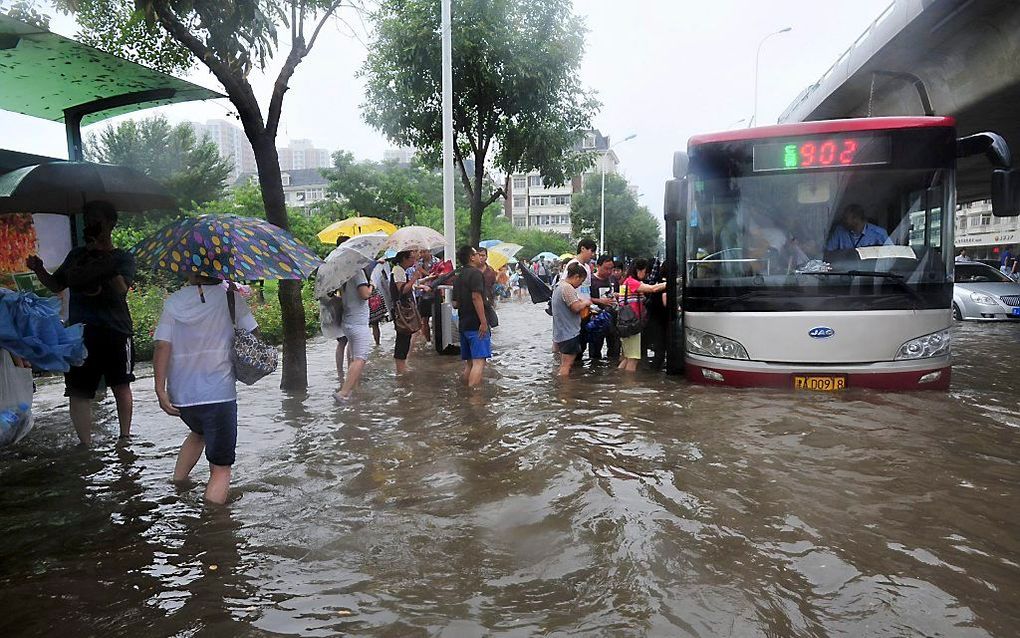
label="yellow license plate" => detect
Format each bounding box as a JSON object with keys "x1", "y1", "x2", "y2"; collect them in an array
[{"x1": 793, "y1": 375, "x2": 846, "y2": 391}]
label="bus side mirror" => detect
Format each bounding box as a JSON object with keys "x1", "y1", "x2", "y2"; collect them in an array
[
  {"x1": 991, "y1": 168, "x2": 1020, "y2": 217},
  {"x1": 664, "y1": 177, "x2": 687, "y2": 220},
  {"x1": 673, "y1": 151, "x2": 689, "y2": 179}
]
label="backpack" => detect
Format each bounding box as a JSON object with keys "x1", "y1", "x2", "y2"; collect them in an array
[{"x1": 319, "y1": 291, "x2": 345, "y2": 339}]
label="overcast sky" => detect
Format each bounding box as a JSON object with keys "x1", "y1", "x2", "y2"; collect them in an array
[{"x1": 3, "y1": 0, "x2": 894, "y2": 218}]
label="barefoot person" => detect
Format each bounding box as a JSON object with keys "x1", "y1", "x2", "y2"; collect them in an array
[
  {"x1": 452, "y1": 245, "x2": 491, "y2": 386},
  {"x1": 334, "y1": 267, "x2": 373, "y2": 403},
  {"x1": 26, "y1": 201, "x2": 136, "y2": 446},
  {"x1": 391, "y1": 250, "x2": 421, "y2": 374},
  {"x1": 552, "y1": 263, "x2": 589, "y2": 377},
  {"x1": 153, "y1": 271, "x2": 258, "y2": 504}
]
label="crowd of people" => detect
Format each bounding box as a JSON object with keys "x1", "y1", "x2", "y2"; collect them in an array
[{"x1": 23, "y1": 201, "x2": 669, "y2": 505}]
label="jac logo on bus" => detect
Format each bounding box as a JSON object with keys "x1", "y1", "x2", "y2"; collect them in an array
[{"x1": 808, "y1": 327, "x2": 835, "y2": 339}]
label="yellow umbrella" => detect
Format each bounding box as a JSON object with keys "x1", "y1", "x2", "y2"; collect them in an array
[
  {"x1": 484, "y1": 242, "x2": 523, "y2": 270},
  {"x1": 317, "y1": 216, "x2": 397, "y2": 245},
  {"x1": 486, "y1": 250, "x2": 510, "y2": 270},
  {"x1": 559, "y1": 252, "x2": 574, "y2": 261}
]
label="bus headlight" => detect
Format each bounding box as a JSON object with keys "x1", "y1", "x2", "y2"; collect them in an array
[
  {"x1": 969, "y1": 292, "x2": 996, "y2": 305},
  {"x1": 895, "y1": 329, "x2": 951, "y2": 360},
  {"x1": 685, "y1": 328, "x2": 749, "y2": 360}
]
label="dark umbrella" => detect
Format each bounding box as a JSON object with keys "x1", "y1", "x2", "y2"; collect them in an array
[
  {"x1": 517, "y1": 261, "x2": 552, "y2": 304},
  {"x1": 0, "y1": 161, "x2": 176, "y2": 214}
]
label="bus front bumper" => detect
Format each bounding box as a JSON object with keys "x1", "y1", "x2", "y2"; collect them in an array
[{"x1": 685, "y1": 354, "x2": 951, "y2": 391}]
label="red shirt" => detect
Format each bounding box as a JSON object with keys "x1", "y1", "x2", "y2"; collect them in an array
[{"x1": 621, "y1": 276, "x2": 643, "y2": 312}]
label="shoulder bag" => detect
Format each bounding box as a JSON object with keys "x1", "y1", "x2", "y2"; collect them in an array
[
  {"x1": 227, "y1": 287, "x2": 278, "y2": 385},
  {"x1": 615, "y1": 286, "x2": 647, "y2": 339},
  {"x1": 390, "y1": 272, "x2": 422, "y2": 335}
]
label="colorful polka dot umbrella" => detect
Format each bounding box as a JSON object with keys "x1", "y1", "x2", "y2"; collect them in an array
[{"x1": 132, "y1": 214, "x2": 323, "y2": 280}]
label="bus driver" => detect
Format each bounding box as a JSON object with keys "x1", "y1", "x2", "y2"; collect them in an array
[{"x1": 825, "y1": 204, "x2": 891, "y2": 251}]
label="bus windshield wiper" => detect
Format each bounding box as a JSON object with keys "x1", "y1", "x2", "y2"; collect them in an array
[
  {"x1": 797, "y1": 270, "x2": 923, "y2": 305},
  {"x1": 797, "y1": 269, "x2": 903, "y2": 280}
]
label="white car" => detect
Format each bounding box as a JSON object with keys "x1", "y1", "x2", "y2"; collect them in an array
[{"x1": 952, "y1": 261, "x2": 1020, "y2": 321}]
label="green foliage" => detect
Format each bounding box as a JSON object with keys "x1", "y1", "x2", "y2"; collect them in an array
[
  {"x1": 415, "y1": 204, "x2": 571, "y2": 259},
  {"x1": 360, "y1": 0, "x2": 600, "y2": 243},
  {"x1": 126, "y1": 279, "x2": 323, "y2": 362},
  {"x1": 249, "y1": 279, "x2": 320, "y2": 344},
  {"x1": 5, "y1": 0, "x2": 50, "y2": 28},
  {"x1": 126, "y1": 283, "x2": 168, "y2": 361},
  {"x1": 571, "y1": 173, "x2": 662, "y2": 259},
  {"x1": 54, "y1": 0, "x2": 193, "y2": 74},
  {"x1": 196, "y1": 183, "x2": 335, "y2": 258},
  {"x1": 86, "y1": 115, "x2": 232, "y2": 210},
  {"x1": 323, "y1": 152, "x2": 440, "y2": 226}
]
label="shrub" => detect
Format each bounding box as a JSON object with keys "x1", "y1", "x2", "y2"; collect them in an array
[
  {"x1": 127, "y1": 284, "x2": 169, "y2": 362},
  {"x1": 127, "y1": 280, "x2": 322, "y2": 362}
]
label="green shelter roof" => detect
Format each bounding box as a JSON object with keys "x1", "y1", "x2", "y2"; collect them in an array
[{"x1": 0, "y1": 13, "x2": 224, "y2": 127}]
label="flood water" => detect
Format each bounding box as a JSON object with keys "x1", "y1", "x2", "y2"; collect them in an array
[{"x1": 1, "y1": 302, "x2": 1018, "y2": 637}]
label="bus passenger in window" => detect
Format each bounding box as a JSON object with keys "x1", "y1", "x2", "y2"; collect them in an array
[{"x1": 825, "y1": 204, "x2": 891, "y2": 250}]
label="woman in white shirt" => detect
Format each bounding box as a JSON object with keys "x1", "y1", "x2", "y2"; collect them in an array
[{"x1": 153, "y1": 272, "x2": 258, "y2": 504}]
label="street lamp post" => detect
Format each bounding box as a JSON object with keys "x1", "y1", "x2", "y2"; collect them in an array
[
  {"x1": 600, "y1": 133, "x2": 636, "y2": 255},
  {"x1": 441, "y1": 0, "x2": 455, "y2": 260},
  {"x1": 751, "y1": 27, "x2": 791, "y2": 127}
]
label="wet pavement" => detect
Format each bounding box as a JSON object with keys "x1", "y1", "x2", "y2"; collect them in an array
[{"x1": 1, "y1": 302, "x2": 1018, "y2": 637}]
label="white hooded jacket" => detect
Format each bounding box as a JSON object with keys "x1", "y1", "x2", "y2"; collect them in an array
[{"x1": 154, "y1": 284, "x2": 257, "y2": 407}]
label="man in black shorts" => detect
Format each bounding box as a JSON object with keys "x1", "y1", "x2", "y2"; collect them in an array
[{"x1": 27, "y1": 200, "x2": 136, "y2": 447}]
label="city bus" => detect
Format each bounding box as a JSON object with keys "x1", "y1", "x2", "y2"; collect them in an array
[{"x1": 662, "y1": 116, "x2": 1017, "y2": 390}]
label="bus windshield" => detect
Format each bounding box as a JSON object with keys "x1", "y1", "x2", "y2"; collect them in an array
[{"x1": 684, "y1": 165, "x2": 953, "y2": 311}]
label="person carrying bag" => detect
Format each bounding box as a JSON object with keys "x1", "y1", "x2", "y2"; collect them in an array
[
  {"x1": 227, "y1": 284, "x2": 278, "y2": 385},
  {"x1": 390, "y1": 251, "x2": 421, "y2": 373},
  {"x1": 617, "y1": 258, "x2": 666, "y2": 372}
]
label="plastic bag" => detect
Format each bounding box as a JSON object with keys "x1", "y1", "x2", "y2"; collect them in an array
[{"x1": 0, "y1": 350, "x2": 34, "y2": 447}]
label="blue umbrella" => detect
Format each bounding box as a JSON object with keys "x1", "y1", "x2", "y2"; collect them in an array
[
  {"x1": 533, "y1": 251, "x2": 557, "y2": 261},
  {"x1": 479, "y1": 239, "x2": 504, "y2": 248}
]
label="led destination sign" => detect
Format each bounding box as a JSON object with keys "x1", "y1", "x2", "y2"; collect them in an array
[{"x1": 752, "y1": 134, "x2": 891, "y2": 172}]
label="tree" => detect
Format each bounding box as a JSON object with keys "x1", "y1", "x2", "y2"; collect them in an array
[
  {"x1": 571, "y1": 173, "x2": 662, "y2": 259},
  {"x1": 360, "y1": 0, "x2": 600, "y2": 246},
  {"x1": 58, "y1": 0, "x2": 366, "y2": 391},
  {"x1": 321, "y1": 152, "x2": 442, "y2": 226},
  {"x1": 320, "y1": 150, "x2": 484, "y2": 226},
  {"x1": 4, "y1": 1, "x2": 51, "y2": 28},
  {"x1": 86, "y1": 115, "x2": 232, "y2": 210}
]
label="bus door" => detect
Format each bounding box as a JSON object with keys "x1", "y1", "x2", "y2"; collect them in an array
[{"x1": 663, "y1": 152, "x2": 689, "y2": 375}]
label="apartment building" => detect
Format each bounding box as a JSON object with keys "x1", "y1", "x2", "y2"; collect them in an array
[
  {"x1": 504, "y1": 130, "x2": 621, "y2": 236},
  {"x1": 278, "y1": 139, "x2": 330, "y2": 171},
  {"x1": 234, "y1": 168, "x2": 332, "y2": 213},
  {"x1": 954, "y1": 200, "x2": 1020, "y2": 260},
  {"x1": 191, "y1": 119, "x2": 256, "y2": 181}
]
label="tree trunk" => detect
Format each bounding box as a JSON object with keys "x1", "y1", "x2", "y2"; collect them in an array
[
  {"x1": 250, "y1": 133, "x2": 308, "y2": 391},
  {"x1": 469, "y1": 155, "x2": 486, "y2": 246}
]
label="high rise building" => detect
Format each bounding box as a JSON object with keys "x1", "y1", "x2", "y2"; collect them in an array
[
  {"x1": 383, "y1": 147, "x2": 416, "y2": 166},
  {"x1": 278, "y1": 139, "x2": 330, "y2": 171},
  {"x1": 504, "y1": 129, "x2": 620, "y2": 236},
  {"x1": 190, "y1": 119, "x2": 256, "y2": 181}
]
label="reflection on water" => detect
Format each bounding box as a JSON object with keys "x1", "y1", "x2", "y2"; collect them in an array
[{"x1": 1, "y1": 304, "x2": 1018, "y2": 637}]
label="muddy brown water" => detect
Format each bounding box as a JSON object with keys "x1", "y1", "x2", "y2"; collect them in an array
[{"x1": 1, "y1": 302, "x2": 1018, "y2": 637}]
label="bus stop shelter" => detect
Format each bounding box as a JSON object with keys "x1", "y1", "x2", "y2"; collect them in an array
[
  {"x1": 0, "y1": 13, "x2": 224, "y2": 162},
  {"x1": 0, "y1": 12, "x2": 224, "y2": 259}
]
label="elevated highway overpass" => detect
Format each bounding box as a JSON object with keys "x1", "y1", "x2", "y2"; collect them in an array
[{"x1": 778, "y1": 0, "x2": 1020, "y2": 204}]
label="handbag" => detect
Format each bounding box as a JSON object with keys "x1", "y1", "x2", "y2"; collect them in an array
[
  {"x1": 616, "y1": 287, "x2": 647, "y2": 339},
  {"x1": 227, "y1": 287, "x2": 278, "y2": 385},
  {"x1": 390, "y1": 273, "x2": 422, "y2": 335}
]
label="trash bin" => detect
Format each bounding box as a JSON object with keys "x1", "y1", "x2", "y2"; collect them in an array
[{"x1": 434, "y1": 284, "x2": 460, "y2": 355}]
